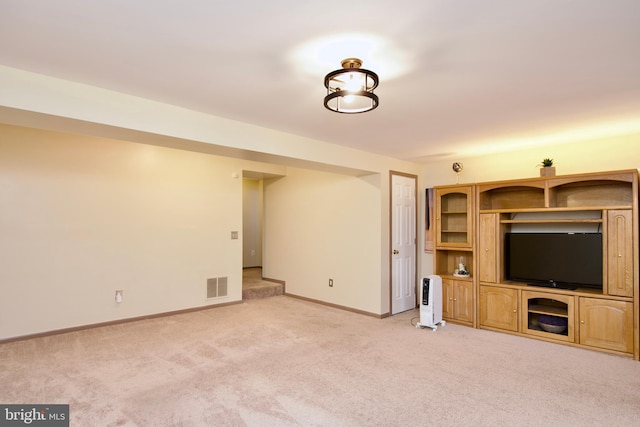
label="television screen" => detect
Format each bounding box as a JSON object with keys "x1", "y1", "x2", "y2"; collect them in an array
[{"x1": 505, "y1": 233, "x2": 603, "y2": 290}]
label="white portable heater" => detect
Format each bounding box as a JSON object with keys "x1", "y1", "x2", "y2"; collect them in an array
[{"x1": 416, "y1": 275, "x2": 445, "y2": 331}]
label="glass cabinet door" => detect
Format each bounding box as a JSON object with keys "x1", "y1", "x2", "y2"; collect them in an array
[
  {"x1": 522, "y1": 291, "x2": 575, "y2": 343},
  {"x1": 436, "y1": 186, "x2": 473, "y2": 248}
]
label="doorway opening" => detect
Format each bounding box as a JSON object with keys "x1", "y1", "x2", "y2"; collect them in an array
[{"x1": 242, "y1": 175, "x2": 284, "y2": 299}]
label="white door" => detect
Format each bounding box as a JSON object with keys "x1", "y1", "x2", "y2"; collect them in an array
[{"x1": 391, "y1": 173, "x2": 417, "y2": 314}]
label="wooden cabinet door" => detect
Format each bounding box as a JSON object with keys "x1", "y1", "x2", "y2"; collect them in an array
[
  {"x1": 478, "y1": 213, "x2": 498, "y2": 283},
  {"x1": 607, "y1": 210, "x2": 633, "y2": 297},
  {"x1": 441, "y1": 279, "x2": 454, "y2": 319},
  {"x1": 453, "y1": 280, "x2": 473, "y2": 323},
  {"x1": 435, "y1": 186, "x2": 473, "y2": 248},
  {"x1": 442, "y1": 278, "x2": 473, "y2": 324},
  {"x1": 479, "y1": 286, "x2": 518, "y2": 332},
  {"x1": 579, "y1": 297, "x2": 633, "y2": 354}
]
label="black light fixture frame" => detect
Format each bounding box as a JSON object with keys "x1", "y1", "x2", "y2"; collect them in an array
[{"x1": 323, "y1": 60, "x2": 379, "y2": 114}]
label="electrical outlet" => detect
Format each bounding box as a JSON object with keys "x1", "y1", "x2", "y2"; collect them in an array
[
  {"x1": 329, "y1": 279, "x2": 333, "y2": 287},
  {"x1": 115, "y1": 290, "x2": 123, "y2": 303}
]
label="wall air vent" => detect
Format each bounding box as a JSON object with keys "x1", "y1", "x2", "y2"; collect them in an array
[
  {"x1": 217, "y1": 277, "x2": 228, "y2": 297},
  {"x1": 207, "y1": 277, "x2": 228, "y2": 298}
]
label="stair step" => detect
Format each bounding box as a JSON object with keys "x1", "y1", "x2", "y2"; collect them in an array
[{"x1": 242, "y1": 282, "x2": 284, "y2": 300}]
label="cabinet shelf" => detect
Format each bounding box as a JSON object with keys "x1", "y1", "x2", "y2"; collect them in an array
[
  {"x1": 478, "y1": 170, "x2": 636, "y2": 211},
  {"x1": 501, "y1": 219, "x2": 603, "y2": 224},
  {"x1": 440, "y1": 274, "x2": 473, "y2": 281},
  {"x1": 528, "y1": 304, "x2": 568, "y2": 317},
  {"x1": 481, "y1": 205, "x2": 632, "y2": 214},
  {"x1": 436, "y1": 247, "x2": 473, "y2": 252},
  {"x1": 527, "y1": 323, "x2": 569, "y2": 337}
]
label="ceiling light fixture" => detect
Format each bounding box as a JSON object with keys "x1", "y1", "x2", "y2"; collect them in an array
[{"x1": 324, "y1": 58, "x2": 379, "y2": 114}]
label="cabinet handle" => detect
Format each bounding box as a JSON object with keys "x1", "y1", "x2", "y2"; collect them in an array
[
  {"x1": 513, "y1": 310, "x2": 517, "y2": 313},
  {"x1": 580, "y1": 320, "x2": 585, "y2": 324}
]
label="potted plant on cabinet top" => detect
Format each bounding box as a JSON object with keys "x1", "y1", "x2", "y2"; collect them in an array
[{"x1": 539, "y1": 158, "x2": 555, "y2": 176}]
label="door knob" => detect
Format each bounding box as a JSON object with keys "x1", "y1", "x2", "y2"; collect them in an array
[{"x1": 393, "y1": 249, "x2": 399, "y2": 255}]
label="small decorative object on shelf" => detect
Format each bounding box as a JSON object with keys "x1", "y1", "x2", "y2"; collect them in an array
[
  {"x1": 454, "y1": 256, "x2": 470, "y2": 277},
  {"x1": 538, "y1": 158, "x2": 556, "y2": 176}
]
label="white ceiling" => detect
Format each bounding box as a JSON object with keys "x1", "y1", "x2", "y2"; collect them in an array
[{"x1": 1, "y1": 0, "x2": 639, "y2": 163}]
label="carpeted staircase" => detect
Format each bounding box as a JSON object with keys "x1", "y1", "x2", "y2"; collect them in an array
[{"x1": 242, "y1": 267, "x2": 284, "y2": 300}]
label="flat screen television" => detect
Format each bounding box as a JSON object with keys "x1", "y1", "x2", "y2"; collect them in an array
[{"x1": 505, "y1": 232, "x2": 603, "y2": 290}]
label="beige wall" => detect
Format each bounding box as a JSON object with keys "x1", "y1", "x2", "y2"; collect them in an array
[
  {"x1": 420, "y1": 133, "x2": 640, "y2": 187},
  {"x1": 0, "y1": 123, "x2": 410, "y2": 339},
  {"x1": 263, "y1": 169, "x2": 384, "y2": 314},
  {"x1": 0, "y1": 124, "x2": 247, "y2": 338}
]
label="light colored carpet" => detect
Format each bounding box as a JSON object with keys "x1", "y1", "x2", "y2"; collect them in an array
[
  {"x1": 1, "y1": 295, "x2": 639, "y2": 426},
  {"x1": 243, "y1": 268, "x2": 284, "y2": 300}
]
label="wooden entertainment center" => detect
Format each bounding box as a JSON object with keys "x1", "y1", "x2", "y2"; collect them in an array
[{"x1": 433, "y1": 169, "x2": 639, "y2": 360}]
